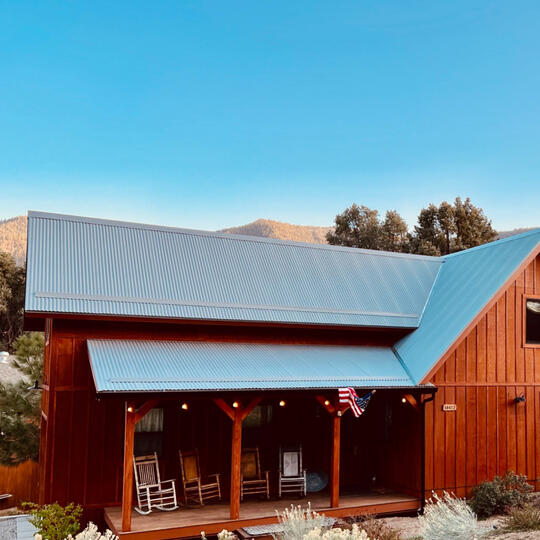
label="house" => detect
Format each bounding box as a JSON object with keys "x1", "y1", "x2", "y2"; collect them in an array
[{"x1": 24, "y1": 211, "x2": 540, "y2": 539}]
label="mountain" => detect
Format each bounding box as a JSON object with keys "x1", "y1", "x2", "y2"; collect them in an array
[
  {"x1": 0, "y1": 216, "x2": 27, "y2": 265},
  {"x1": 220, "y1": 219, "x2": 332, "y2": 244}
]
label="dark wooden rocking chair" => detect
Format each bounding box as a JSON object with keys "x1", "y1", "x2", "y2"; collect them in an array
[
  {"x1": 178, "y1": 449, "x2": 222, "y2": 505},
  {"x1": 278, "y1": 445, "x2": 307, "y2": 497},
  {"x1": 241, "y1": 447, "x2": 270, "y2": 501}
]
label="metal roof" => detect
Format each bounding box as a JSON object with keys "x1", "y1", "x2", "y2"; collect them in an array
[
  {"x1": 87, "y1": 340, "x2": 416, "y2": 392},
  {"x1": 395, "y1": 228, "x2": 540, "y2": 383},
  {"x1": 25, "y1": 211, "x2": 442, "y2": 328}
]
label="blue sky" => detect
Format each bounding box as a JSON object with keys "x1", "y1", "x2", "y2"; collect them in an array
[{"x1": 0, "y1": 1, "x2": 539, "y2": 231}]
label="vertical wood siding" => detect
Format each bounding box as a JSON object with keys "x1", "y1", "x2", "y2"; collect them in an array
[
  {"x1": 0, "y1": 461, "x2": 39, "y2": 506},
  {"x1": 425, "y1": 254, "x2": 540, "y2": 496}
]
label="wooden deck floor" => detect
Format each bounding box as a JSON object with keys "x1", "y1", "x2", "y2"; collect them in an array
[{"x1": 105, "y1": 492, "x2": 420, "y2": 539}]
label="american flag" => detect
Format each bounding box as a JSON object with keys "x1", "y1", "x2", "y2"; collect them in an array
[{"x1": 338, "y1": 388, "x2": 374, "y2": 418}]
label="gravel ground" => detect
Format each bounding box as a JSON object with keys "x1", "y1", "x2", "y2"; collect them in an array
[{"x1": 382, "y1": 514, "x2": 540, "y2": 539}]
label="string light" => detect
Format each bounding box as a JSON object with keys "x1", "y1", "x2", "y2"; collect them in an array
[
  {"x1": 127, "y1": 406, "x2": 134, "y2": 413},
  {"x1": 401, "y1": 397, "x2": 407, "y2": 404},
  {"x1": 279, "y1": 400, "x2": 286, "y2": 407},
  {"x1": 324, "y1": 400, "x2": 330, "y2": 406},
  {"x1": 232, "y1": 401, "x2": 239, "y2": 408},
  {"x1": 181, "y1": 403, "x2": 188, "y2": 410}
]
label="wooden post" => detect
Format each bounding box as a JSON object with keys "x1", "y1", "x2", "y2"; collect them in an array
[
  {"x1": 214, "y1": 397, "x2": 261, "y2": 520},
  {"x1": 230, "y1": 408, "x2": 242, "y2": 520},
  {"x1": 121, "y1": 399, "x2": 159, "y2": 532},
  {"x1": 315, "y1": 395, "x2": 348, "y2": 509},
  {"x1": 121, "y1": 401, "x2": 136, "y2": 532},
  {"x1": 330, "y1": 413, "x2": 341, "y2": 508}
]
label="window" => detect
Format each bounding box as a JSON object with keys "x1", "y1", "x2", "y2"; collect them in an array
[
  {"x1": 525, "y1": 297, "x2": 540, "y2": 345},
  {"x1": 135, "y1": 408, "x2": 164, "y2": 456}
]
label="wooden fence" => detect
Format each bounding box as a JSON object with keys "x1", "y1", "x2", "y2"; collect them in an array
[{"x1": 0, "y1": 461, "x2": 39, "y2": 507}]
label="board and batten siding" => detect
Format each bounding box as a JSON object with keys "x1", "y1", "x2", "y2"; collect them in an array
[{"x1": 424, "y1": 254, "x2": 540, "y2": 496}]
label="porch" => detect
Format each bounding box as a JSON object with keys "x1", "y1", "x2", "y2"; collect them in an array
[{"x1": 105, "y1": 491, "x2": 420, "y2": 539}]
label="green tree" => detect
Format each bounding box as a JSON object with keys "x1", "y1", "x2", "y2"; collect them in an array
[
  {"x1": 0, "y1": 332, "x2": 44, "y2": 465},
  {"x1": 0, "y1": 251, "x2": 25, "y2": 350},
  {"x1": 327, "y1": 204, "x2": 409, "y2": 251},
  {"x1": 410, "y1": 197, "x2": 496, "y2": 255}
]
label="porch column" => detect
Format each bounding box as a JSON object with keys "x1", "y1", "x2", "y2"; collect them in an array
[
  {"x1": 121, "y1": 401, "x2": 136, "y2": 532},
  {"x1": 331, "y1": 413, "x2": 341, "y2": 508},
  {"x1": 121, "y1": 399, "x2": 159, "y2": 532},
  {"x1": 315, "y1": 396, "x2": 349, "y2": 509},
  {"x1": 214, "y1": 397, "x2": 261, "y2": 520}
]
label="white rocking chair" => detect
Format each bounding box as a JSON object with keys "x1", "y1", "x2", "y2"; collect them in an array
[
  {"x1": 278, "y1": 445, "x2": 307, "y2": 497},
  {"x1": 133, "y1": 453, "x2": 179, "y2": 514}
]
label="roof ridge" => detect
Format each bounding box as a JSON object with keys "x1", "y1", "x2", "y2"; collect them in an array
[
  {"x1": 443, "y1": 228, "x2": 540, "y2": 259},
  {"x1": 27, "y1": 210, "x2": 441, "y2": 262}
]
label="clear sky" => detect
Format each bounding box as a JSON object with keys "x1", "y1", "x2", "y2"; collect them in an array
[{"x1": 0, "y1": 1, "x2": 539, "y2": 231}]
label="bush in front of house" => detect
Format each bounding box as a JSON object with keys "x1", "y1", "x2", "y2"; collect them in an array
[
  {"x1": 501, "y1": 503, "x2": 540, "y2": 532},
  {"x1": 418, "y1": 491, "x2": 487, "y2": 540},
  {"x1": 469, "y1": 471, "x2": 533, "y2": 518},
  {"x1": 348, "y1": 516, "x2": 402, "y2": 540},
  {"x1": 24, "y1": 501, "x2": 82, "y2": 540},
  {"x1": 275, "y1": 503, "x2": 329, "y2": 540}
]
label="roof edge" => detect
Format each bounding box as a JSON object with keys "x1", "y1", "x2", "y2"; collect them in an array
[{"x1": 27, "y1": 210, "x2": 441, "y2": 262}]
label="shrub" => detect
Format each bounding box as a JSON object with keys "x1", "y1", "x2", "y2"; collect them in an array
[
  {"x1": 349, "y1": 516, "x2": 402, "y2": 540},
  {"x1": 303, "y1": 525, "x2": 370, "y2": 540},
  {"x1": 469, "y1": 471, "x2": 533, "y2": 518},
  {"x1": 501, "y1": 503, "x2": 540, "y2": 532},
  {"x1": 418, "y1": 491, "x2": 487, "y2": 540},
  {"x1": 275, "y1": 503, "x2": 329, "y2": 540},
  {"x1": 24, "y1": 502, "x2": 82, "y2": 540}
]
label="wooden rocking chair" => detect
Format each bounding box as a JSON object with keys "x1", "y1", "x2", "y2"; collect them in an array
[
  {"x1": 133, "y1": 453, "x2": 179, "y2": 515},
  {"x1": 179, "y1": 449, "x2": 222, "y2": 505},
  {"x1": 278, "y1": 445, "x2": 307, "y2": 497},
  {"x1": 241, "y1": 447, "x2": 270, "y2": 500}
]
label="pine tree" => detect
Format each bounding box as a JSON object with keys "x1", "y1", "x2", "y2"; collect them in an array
[{"x1": 0, "y1": 332, "x2": 44, "y2": 465}]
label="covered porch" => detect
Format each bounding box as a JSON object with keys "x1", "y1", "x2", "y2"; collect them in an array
[
  {"x1": 88, "y1": 340, "x2": 435, "y2": 538},
  {"x1": 104, "y1": 491, "x2": 420, "y2": 539}
]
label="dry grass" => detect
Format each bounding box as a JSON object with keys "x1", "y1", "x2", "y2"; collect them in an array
[
  {"x1": 348, "y1": 516, "x2": 403, "y2": 540},
  {"x1": 500, "y1": 504, "x2": 540, "y2": 532}
]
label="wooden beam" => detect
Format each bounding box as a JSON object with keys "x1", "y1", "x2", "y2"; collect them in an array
[
  {"x1": 230, "y1": 407, "x2": 242, "y2": 520},
  {"x1": 134, "y1": 399, "x2": 159, "y2": 424},
  {"x1": 402, "y1": 394, "x2": 419, "y2": 411},
  {"x1": 315, "y1": 395, "x2": 335, "y2": 415},
  {"x1": 330, "y1": 413, "x2": 341, "y2": 508},
  {"x1": 213, "y1": 398, "x2": 235, "y2": 421},
  {"x1": 121, "y1": 401, "x2": 136, "y2": 532},
  {"x1": 240, "y1": 397, "x2": 262, "y2": 420}
]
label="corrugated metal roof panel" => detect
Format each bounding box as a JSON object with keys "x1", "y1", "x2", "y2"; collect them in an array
[
  {"x1": 25, "y1": 211, "x2": 442, "y2": 328},
  {"x1": 87, "y1": 340, "x2": 416, "y2": 392},
  {"x1": 396, "y1": 229, "x2": 540, "y2": 383}
]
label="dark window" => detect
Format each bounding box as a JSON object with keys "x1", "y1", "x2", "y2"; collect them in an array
[
  {"x1": 135, "y1": 408, "x2": 164, "y2": 456},
  {"x1": 525, "y1": 298, "x2": 540, "y2": 345}
]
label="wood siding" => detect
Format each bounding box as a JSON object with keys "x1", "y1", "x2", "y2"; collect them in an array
[
  {"x1": 425, "y1": 254, "x2": 540, "y2": 496},
  {"x1": 0, "y1": 461, "x2": 39, "y2": 506}
]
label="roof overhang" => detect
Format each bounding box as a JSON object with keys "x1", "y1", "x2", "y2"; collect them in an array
[{"x1": 87, "y1": 340, "x2": 424, "y2": 394}]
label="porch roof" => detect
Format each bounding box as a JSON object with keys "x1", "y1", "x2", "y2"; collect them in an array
[{"x1": 87, "y1": 339, "x2": 417, "y2": 392}]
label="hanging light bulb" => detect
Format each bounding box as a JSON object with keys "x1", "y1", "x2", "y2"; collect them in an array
[
  {"x1": 181, "y1": 403, "x2": 189, "y2": 410},
  {"x1": 279, "y1": 400, "x2": 286, "y2": 407},
  {"x1": 127, "y1": 406, "x2": 134, "y2": 413},
  {"x1": 232, "y1": 401, "x2": 239, "y2": 408},
  {"x1": 401, "y1": 397, "x2": 407, "y2": 404},
  {"x1": 324, "y1": 400, "x2": 330, "y2": 406}
]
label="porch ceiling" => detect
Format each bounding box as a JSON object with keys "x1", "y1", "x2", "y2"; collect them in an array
[{"x1": 87, "y1": 339, "x2": 417, "y2": 393}]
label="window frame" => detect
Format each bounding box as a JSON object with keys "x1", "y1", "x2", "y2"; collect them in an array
[{"x1": 523, "y1": 294, "x2": 540, "y2": 348}]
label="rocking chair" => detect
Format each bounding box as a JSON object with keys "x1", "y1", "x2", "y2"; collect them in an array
[
  {"x1": 179, "y1": 449, "x2": 222, "y2": 505},
  {"x1": 278, "y1": 445, "x2": 307, "y2": 497},
  {"x1": 133, "y1": 453, "x2": 179, "y2": 514},
  {"x1": 241, "y1": 447, "x2": 270, "y2": 500}
]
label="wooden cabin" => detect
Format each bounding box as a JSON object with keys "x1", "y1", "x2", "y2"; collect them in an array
[{"x1": 24, "y1": 212, "x2": 540, "y2": 539}]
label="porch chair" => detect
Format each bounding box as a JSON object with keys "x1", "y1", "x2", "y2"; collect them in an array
[
  {"x1": 133, "y1": 453, "x2": 179, "y2": 515},
  {"x1": 241, "y1": 447, "x2": 270, "y2": 500},
  {"x1": 178, "y1": 449, "x2": 222, "y2": 505},
  {"x1": 278, "y1": 445, "x2": 307, "y2": 498}
]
